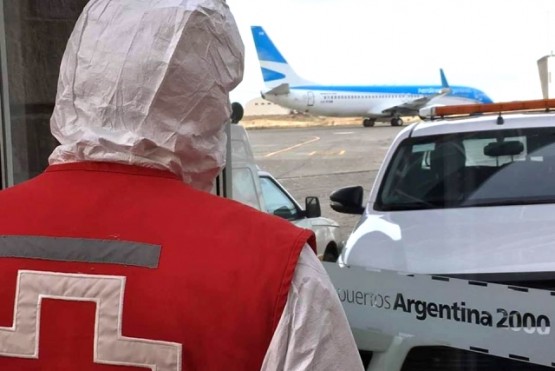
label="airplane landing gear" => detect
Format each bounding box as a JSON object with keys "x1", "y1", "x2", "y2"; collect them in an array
[
  {"x1": 362, "y1": 118, "x2": 375, "y2": 127},
  {"x1": 390, "y1": 117, "x2": 403, "y2": 127}
]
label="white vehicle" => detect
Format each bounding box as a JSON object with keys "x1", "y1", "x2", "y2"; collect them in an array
[
  {"x1": 213, "y1": 120, "x2": 266, "y2": 212},
  {"x1": 229, "y1": 123, "x2": 266, "y2": 212},
  {"x1": 258, "y1": 170, "x2": 342, "y2": 261},
  {"x1": 330, "y1": 100, "x2": 555, "y2": 370},
  {"x1": 222, "y1": 110, "x2": 342, "y2": 261}
]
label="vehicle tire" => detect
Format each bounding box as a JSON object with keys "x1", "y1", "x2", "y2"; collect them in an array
[{"x1": 322, "y1": 243, "x2": 339, "y2": 262}]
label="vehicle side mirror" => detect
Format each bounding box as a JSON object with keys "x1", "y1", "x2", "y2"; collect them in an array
[
  {"x1": 230, "y1": 102, "x2": 244, "y2": 124},
  {"x1": 330, "y1": 186, "x2": 365, "y2": 214},
  {"x1": 305, "y1": 196, "x2": 321, "y2": 218}
]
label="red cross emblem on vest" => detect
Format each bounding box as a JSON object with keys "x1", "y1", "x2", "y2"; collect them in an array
[{"x1": 0, "y1": 270, "x2": 182, "y2": 370}]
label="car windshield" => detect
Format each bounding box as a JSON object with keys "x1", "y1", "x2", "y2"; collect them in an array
[{"x1": 376, "y1": 126, "x2": 555, "y2": 211}]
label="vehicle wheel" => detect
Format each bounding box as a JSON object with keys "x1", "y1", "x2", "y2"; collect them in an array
[
  {"x1": 362, "y1": 118, "x2": 375, "y2": 127},
  {"x1": 322, "y1": 243, "x2": 339, "y2": 262}
]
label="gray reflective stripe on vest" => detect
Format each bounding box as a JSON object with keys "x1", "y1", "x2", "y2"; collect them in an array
[{"x1": 0, "y1": 236, "x2": 160, "y2": 268}]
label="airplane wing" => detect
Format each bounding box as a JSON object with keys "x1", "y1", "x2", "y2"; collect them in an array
[
  {"x1": 382, "y1": 68, "x2": 451, "y2": 115},
  {"x1": 381, "y1": 87, "x2": 452, "y2": 115}
]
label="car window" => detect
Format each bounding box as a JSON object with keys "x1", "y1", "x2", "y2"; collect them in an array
[
  {"x1": 232, "y1": 167, "x2": 261, "y2": 210},
  {"x1": 259, "y1": 176, "x2": 300, "y2": 220},
  {"x1": 231, "y1": 137, "x2": 249, "y2": 162},
  {"x1": 376, "y1": 127, "x2": 555, "y2": 210}
]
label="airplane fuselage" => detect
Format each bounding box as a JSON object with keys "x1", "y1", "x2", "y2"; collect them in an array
[
  {"x1": 251, "y1": 26, "x2": 494, "y2": 126},
  {"x1": 265, "y1": 85, "x2": 492, "y2": 118}
]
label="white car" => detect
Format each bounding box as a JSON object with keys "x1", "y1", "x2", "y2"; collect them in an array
[
  {"x1": 330, "y1": 106, "x2": 555, "y2": 370},
  {"x1": 259, "y1": 170, "x2": 342, "y2": 261},
  {"x1": 226, "y1": 122, "x2": 342, "y2": 261}
]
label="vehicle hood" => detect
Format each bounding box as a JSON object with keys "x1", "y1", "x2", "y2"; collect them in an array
[
  {"x1": 304, "y1": 216, "x2": 340, "y2": 228},
  {"x1": 343, "y1": 204, "x2": 555, "y2": 274},
  {"x1": 49, "y1": 0, "x2": 244, "y2": 192}
]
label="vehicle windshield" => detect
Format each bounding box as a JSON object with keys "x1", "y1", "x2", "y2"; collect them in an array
[{"x1": 376, "y1": 127, "x2": 555, "y2": 211}]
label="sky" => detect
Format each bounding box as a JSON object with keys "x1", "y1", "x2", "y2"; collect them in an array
[{"x1": 226, "y1": 0, "x2": 555, "y2": 106}]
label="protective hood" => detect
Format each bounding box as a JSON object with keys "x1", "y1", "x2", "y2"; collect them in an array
[{"x1": 49, "y1": 0, "x2": 244, "y2": 192}]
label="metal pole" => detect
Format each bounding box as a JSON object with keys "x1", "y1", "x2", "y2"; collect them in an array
[{"x1": 224, "y1": 121, "x2": 233, "y2": 199}]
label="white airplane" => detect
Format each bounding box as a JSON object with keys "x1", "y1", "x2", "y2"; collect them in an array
[{"x1": 251, "y1": 26, "x2": 493, "y2": 127}]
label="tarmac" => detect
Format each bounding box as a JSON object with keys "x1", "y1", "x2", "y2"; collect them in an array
[
  {"x1": 240, "y1": 115, "x2": 358, "y2": 129},
  {"x1": 240, "y1": 115, "x2": 420, "y2": 129}
]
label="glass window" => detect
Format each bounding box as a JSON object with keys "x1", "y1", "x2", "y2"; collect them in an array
[
  {"x1": 377, "y1": 127, "x2": 555, "y2": 211},
  {"x1": 0, "y1": 0, "x2": 89, "y2": 187},
  {"x1": 232, "y1": 167, "x2": 260, "y2": 210},
  {"x1": 259, "y1": 175, "x2": 300, "y2": 220},
  {"x1": 231, "y1": 138, "x2": 249, "y2": 163}
]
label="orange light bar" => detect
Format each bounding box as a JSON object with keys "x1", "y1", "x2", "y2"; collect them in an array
[{"x1": 432, "y1": 99, "x2": 555, "y2": 117}]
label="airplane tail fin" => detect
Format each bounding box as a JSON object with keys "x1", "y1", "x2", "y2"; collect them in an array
[
  {"x1": 440, "y1": 68, "x2": 449, "y2": 89},
  {"x1": 251, "y1": 26, "x2": 312, "y2": 92},
  {"x1": 439, "y1": 68, "x2": 452, "y2": 95}
]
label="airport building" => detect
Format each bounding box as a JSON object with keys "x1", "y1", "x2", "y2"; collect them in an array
[
  {"x1": 537, "y1": 54, "x2": 555, "y2": 99},
  {"x1": 244, "y1": 97, "x2": 290, "y2": 117}
]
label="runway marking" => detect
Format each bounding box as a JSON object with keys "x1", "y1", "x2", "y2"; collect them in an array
[
  {"x1": 306, "y1": 150, "x2": 346, "y2": 156},
  {"x1": 264, "y1": 136, "x2": 320, "y2": 158}
]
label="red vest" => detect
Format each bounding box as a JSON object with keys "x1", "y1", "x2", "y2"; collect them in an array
[{"x1": 0, "y1": 162, "x2": 314, "y2": 370}]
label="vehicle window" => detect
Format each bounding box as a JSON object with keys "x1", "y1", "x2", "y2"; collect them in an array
[
  {"x1": 231, "y1": 138, "x2": 249, "y2": 162},
  {"x1": 232, "y1": 167, "x2": 260, "y2": 210},
  {"x1": 377, "y1": 127, "x2": 555, "y2": 210},
  {"x1": 259, "y1": 176, "x2": 300, "y2": 220}
]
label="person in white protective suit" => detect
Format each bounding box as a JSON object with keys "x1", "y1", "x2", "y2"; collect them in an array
[{"x1": 0, "y1": 0, "x2": 364, "y2": 370}]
